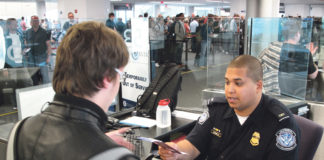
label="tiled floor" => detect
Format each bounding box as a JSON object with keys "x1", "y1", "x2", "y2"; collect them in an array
[{"x1": 0, "y1": 106, "x2": 18, "y2": 125}]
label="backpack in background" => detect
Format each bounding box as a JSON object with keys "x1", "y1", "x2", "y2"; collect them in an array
[
  {"x1": 135, "y1": 63, "x2": 182, "y2": 118},
  {"x1": 167, "y1": 21, "x2": 181, "y2": 41}
]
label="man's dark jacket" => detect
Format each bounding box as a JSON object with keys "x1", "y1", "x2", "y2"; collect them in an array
[{"x1": 16, "y1": 94, "x2": 138, "y2": 160}]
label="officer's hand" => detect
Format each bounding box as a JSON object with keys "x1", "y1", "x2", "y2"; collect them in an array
[
  {"x1": 158, "y1": 142, "x2": 179, "y2": 160},
  {"x1": 105, "y1": 127, "x2": 134, "y2": 150}
]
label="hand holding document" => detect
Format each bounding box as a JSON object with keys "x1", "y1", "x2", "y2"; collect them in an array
[{"x1": 137, "y1": 137, "x2": 187, "y2": 155}]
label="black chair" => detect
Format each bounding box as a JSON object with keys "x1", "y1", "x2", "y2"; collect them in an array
[{"x1": 294, "y1": 115, "x2": 323, "y2": 160}]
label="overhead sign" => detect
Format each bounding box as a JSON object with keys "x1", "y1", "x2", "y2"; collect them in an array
[{"x1": 121, "y1": 18, "x2": 150, "y2": 108}]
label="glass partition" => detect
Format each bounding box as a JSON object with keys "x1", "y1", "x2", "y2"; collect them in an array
[
  {"x1": 250, "y1": 18, "x2": 314, "y2": 100},
  {"x1": 206, "y1": 17, "x2": 241, "y2": 89}
]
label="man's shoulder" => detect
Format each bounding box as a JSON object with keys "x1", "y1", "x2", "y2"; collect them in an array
[
  {"x1": 206, "y1": 96, "x2": 228, "y2": 110},
  {"x1": 37, "y1": 27, "x2": 47, "y2": 34},
  {"x1": 263, "y1": 94, "x2": 294, "y2": 123},
  {"x1": 26, "y1": 28, "x2": 32, "y2": 33}
]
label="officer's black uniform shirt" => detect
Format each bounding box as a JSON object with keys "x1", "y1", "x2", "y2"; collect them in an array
[{"x1": 186, "y1": 94, "x2": 300, "y2": 160}]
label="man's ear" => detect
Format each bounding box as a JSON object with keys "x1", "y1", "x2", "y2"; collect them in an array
[
  {"x1": 103, "y1": 77, "x2": 113, "y2": 89},
  {"x1": 256, "y1": 80, "x2": 263, "y2": 92}
]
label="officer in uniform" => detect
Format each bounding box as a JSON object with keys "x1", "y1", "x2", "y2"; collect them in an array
[{"x1": 159, "y1": 55, "x2": 300, "y2": 160}]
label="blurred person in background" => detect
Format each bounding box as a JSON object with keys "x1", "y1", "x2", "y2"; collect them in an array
[
  {"x1": 116, "y1": 18, "x2": 126, "y2": 39},
  {"x1": 25, "y1": 15, "x2": 51, "y2": 85},
  {"x1": 106, "y1": 12, "x2": 116, "y2": 30},
  {"x1": 20, "y1": 16, "x2": 27, "y2": 31},
  {"x1": 63, "y1": 12, "x2": 76, "y2": 32}
]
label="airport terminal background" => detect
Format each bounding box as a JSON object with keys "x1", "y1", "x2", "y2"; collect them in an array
[{"x1": 0, "y1": 0, "x2": 324, "y2": 159}]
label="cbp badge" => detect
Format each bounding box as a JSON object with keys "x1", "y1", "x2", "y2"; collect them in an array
[
  {"x1": 250, "y1": 131, "x2": 260, "y2": 146},
  {"x1": 211, "y1": 127, "x2": 222, "y2": 138},
  {"x1": 276, "y1": 128, "x2": 297, "y2": 151},
  {"x1": 198, "y1": 111, "x2": 209, "y2": 125}
]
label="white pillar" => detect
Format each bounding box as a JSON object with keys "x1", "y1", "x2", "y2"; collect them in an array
[
  {"x1": 187, "y1": 6, "x2": 194, "y2": 17},
  {"x1": 58, "y1": 0, "x2": 107, "y2": 22},
  {"x1": 246, "y1": 0, "x2": 259, "y2": 18},
  {"x1": 245, "y1": 0, "x2": 280, "y2": 55},
  {"x1": 246, "y1": 0, "x2": 279, "y2": 18},
  {"x1": 36, "y1": 0, "x2": 46, "y2": 19},
  {"x1": 259, "y1": 0, "x2": 280, "y2": 17},
  {"x1": 230, "y1": 0, "x2": 246, "y2": 16},
  {"x1": 154, "y1": 4, "x2": 160, "y2": 17},
  {"x1": 86, "y1": 0, "x2": 107, "y2": 22}
]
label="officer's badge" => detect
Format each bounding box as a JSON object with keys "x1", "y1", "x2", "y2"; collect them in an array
[
  {"x1": 276, "y1": 128, "x2": 297, "y2": 151},
  {"x1": 198, "y1": 111, "x2": 209, "y2": 125},
  {"x1": 211, "y1": 127, "x2": 222, "y2": 138},
  {"x1": 250, "y1": 131, "x2": 260, "y2": 146},
  {"x1": 278, "y1": 113, "x2": 285, "y2": 118}
]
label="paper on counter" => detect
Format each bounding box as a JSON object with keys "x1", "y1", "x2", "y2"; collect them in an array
[
  {"x1": 119, "y1": 116, "x2": 156, "y2": 128},
  {"x1": 172, "y1": 110, "x2": 201, "y2": 121}
]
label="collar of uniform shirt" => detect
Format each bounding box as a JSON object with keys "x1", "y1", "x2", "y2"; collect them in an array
[{"x1": 222, "y1": 94, "x2": 265, "y2": 128}]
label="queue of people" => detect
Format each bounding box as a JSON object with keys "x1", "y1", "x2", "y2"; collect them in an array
[{"x1": 146, "y1": 13, "x2": 245, "y2": 68}]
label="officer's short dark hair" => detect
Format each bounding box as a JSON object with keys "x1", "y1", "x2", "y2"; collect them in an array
[
  {"x1": 53, "y1": 21, "x2": 129, "y2": 97},
  {"x1": 228, "y1": 55, "x2": 263, "y2": 82}
]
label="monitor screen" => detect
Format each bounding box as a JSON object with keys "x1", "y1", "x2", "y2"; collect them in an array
[{"x1": 16, "y1": 83, "x2": 55, "y2": 120}]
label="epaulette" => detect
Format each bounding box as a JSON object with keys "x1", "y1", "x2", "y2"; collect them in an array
[
  {"x1": 207, "y1": 96, "x2": 227, "y2": 107},
  {"x1": 267, "y1": 99, "x2": 291, "y2": 122}
]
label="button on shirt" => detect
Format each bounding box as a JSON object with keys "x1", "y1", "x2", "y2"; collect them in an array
[{"x1": 186, "y1": 94, "x2": 300, "y2": 160}]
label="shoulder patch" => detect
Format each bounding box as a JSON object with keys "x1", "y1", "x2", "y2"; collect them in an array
[
  {"x1": 276, "y1": 128, "x2": 297, "y2": 151},
  {"x1": 207, "y1": 96, "x2": 227, "y2": 106},
  {"x1": 198, "y1": 111, "x2": 209, "y2": 125}
]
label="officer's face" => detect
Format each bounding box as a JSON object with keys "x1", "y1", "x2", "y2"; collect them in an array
[{"x1": 224, "y1": 67, "x2": 262, "y2": 116}]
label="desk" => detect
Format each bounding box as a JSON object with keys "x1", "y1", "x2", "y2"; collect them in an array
[
  {"x1": 0, "y1": 109, "x2": 197, "y2": 160},
  {"x1": 111, "y1": 109, "x2": 196, "y2": 159},
  {"x1": 126, "y1": 116, "x2": 195, "y2": 159}
]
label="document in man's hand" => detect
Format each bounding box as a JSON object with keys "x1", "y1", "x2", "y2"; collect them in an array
[{"x1": 137, "y1": 137, "x2": 187, "y2": 154}]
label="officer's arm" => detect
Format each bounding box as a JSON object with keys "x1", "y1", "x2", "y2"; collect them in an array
[
  {"x1": 158, "y1": 139, "x2": 200, "y2": 160},
  {"x1": 176, "y1": 139, "x2": 200, "y2": 159}
]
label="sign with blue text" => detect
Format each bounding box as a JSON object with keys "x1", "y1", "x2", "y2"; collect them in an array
[{"x1": 121, "y1": 18, "x2": 150, "y2": 108}]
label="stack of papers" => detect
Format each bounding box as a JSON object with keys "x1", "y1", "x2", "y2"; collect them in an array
[
  {"x1": 119, "y1": 116, "x2": 156, "y2": 128},
  {"x1": 172, "y1": 110, "x2": 200, "y2": 121}
]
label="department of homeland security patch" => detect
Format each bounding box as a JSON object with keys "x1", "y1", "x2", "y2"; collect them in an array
[
  {"x1": 198, "y1": 111, "x2": 209, "y2": 125},
  {"x1": 276, "y1": 128, "x2": 297, "y2": 151}
]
